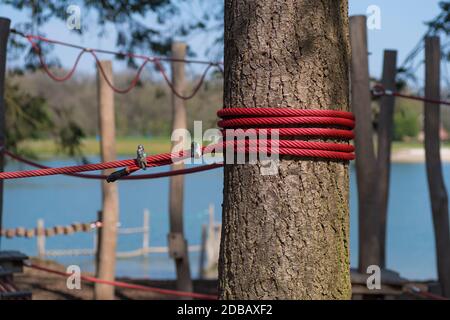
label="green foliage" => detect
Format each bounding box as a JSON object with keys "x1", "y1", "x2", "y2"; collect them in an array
[
  {"x1": 12, "y1": 71, "x2": 223, "y2": 140},
  {"x1": 393, "y1": 102, "x2": 421, "y2": 141},
  {"x1": 55, "y1": 117, "x2": 85, "y2": 157},
  {"x1": 427, "y1": 1, "x2": 450, "y2": 35},
  {"x1": 4, "y1": 79, "x2": 85, "y2": 158},
  {"x1": 427, "y1": 2, "x2": 450, "y2": 63},
  {"x1": 5, "y1": 0, "x2": 224, "y2": 67},
  {"x1": 4, "y1": 81, "x2": 52, "y2": 152}
]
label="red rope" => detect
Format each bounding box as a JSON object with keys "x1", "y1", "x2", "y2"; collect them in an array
[
  {"x1": 0, "y1": 108, "x2": 354, "y2": 180},
  {"x1": 3, "y1": 149, "x2": 222, "y2": 180},
  {"x1": 0, "y1": 149, "x2": 185, "y2": 180},
  {"x1": 406, "y1": 286, "x2": 449, "y2": 300},
  {"x1": 19, "y1": 32, "x2": 222, "y2": 98},
  {"x1": 27, "y1": 263, "x2": 217, "y2": 300},
  {"x1": 217, "y1": 107, "x2": 355, "y2": 161},
  {"x1": 372, "y1": 84, "x2": 450, "y2": 106}
]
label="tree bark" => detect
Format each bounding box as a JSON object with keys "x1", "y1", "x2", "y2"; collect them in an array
[{"x1": 219, "y1": 0, "x2": 351, "y2": 299}]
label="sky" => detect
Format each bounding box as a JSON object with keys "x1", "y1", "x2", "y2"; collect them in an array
[{"x1": 0, "y1": 0, "x2": 446, "y2": 82}]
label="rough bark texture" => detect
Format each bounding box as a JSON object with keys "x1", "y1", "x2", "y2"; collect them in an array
[{"x1": 219, "y1": 0, "x2": 351, "y2": 299}]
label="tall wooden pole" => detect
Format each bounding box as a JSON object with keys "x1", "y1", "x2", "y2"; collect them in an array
[
  {"x1": 376, "y1": 50, "x2": 397, "y2": 268},
  {"x1": 0, "y1": 18, "x2": 10, "y2": 247},
  {"x1": 94, "y1": 60, "x2": 119, "y2": 300},
  {"x1": 424, "y1": 36, "x2": 450, "y2": 297},
  {"x1": 142, "y1": 209, "x2": 150, "y2": 254},
  {"x1": 37, "y1": 219, "x2": 45, "y2": 258},
  {"x1": 168, "y1": 42, "x2": 193, "y2": 294},
  {"x1": 349, "y1": 15, "x2": 380, "y2": 272}
]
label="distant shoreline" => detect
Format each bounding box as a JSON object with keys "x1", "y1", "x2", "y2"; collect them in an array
[{"x1": 391, "y1": 147, "x2": 450, "y2": 163}]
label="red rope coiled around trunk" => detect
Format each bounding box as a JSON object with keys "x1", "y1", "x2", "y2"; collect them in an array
[{"x1": 217, "y1": 107, "x2": 355, "y2": 161}]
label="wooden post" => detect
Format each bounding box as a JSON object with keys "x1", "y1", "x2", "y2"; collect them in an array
[
  {"x1": 208, "y1": 203, "x2": 214, "y2": 232},
  {"x1": 375, "y1": 50, "x2": 397, "y2": 268},
  {"x1": 36, "y1": 219, "x2": 45, "y2": 258},
  {"x1": 94, "y1": 60, "x2": 119, "y2": 300},
  {"x1": 199, "y1": 205, "x2": 218, "y2": 280},
  {"x1": 142, "y1": 209, "x2": 150, "y2": 254},
  {"x1": 198, "y1": 224, "x2": 207, "y2": 279},
  {"x1": 207, "y1": 203, "x2": 216, "y2": 265},
  {"x1": 424, "y1": 36, "x2": 450, "y2": 297},
  {"x1": 350, "y1": 15, "x2": 380, "y2": 272},
  {"x1": 0, "y1": 17, "x2": 10, "y2": 247},
  {"x1": 168, "y1": 42, "x2": 193, "y2": 295},
  {"x1": 95, "y1": 210, "x2": 102, "y2": 261}
]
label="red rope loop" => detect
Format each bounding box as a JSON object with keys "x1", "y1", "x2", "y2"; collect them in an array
[
  {"x1": 217, "y1": 107, "x2": 355, "y2": 161},
  {"x1": 22, "y1": 33, "x2": 223, "y2": 98}
]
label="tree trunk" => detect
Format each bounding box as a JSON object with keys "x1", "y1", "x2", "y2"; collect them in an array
[{"x1": 219, "y1": 0, "x2": 351, "y2": 299}]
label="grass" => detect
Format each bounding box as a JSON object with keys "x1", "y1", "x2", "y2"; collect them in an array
[
  {"x1": 391, "y1": 141, "x2": 424, "y2": 152},
  {"x1": 18, "y1": 137, "x2": 450, "y2": 159},
  {"x1": 18, "y1": 136, "x2": 173, "y2": 158},
  {"x1": 392, "y1": 140, "x2": 450, "y2": 152}
]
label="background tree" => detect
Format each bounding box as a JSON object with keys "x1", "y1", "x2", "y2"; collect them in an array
[
  {"x1": 219, "y1": 0, "x2": 351, "y2": 299},
  {"x1": 4, "y1": 78, "x2": 84, "y2": 158},
  {"x1": 2, "y1": 0, "x2": 224, "y2": 158}
]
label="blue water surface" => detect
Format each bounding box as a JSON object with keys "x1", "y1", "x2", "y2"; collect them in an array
[{"x1": 1, "y1": 159, "x2": 444, "y2": 281}]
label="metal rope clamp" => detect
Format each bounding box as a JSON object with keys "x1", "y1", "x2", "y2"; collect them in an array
[
  {"x1": 136, "y1": 144, "x2": 147, "y2": 170},
  {"x1": 371, "y1": 84, "x2": 386, "y2": 97},
  {"x1": 107, "y1": 145, "x2": 147, "y2": 183},
  {"x1": 191, "y1": 141, "x2": 202, "y2": 160}
]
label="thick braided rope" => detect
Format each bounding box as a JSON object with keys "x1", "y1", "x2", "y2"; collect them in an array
[
  {"x1": 3, "y1": 149, "x2": 221, "y2": 180},
  {"x1": 217, "y1": 107, "x2": 355, "y2": 161},
  {"x1": 0, "y1": 150, "x2": 188, "y2": 180}
]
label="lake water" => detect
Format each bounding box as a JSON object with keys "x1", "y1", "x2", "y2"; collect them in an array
[{"x1": 1, "y1": 158, "x2": 446, "y2": 281}]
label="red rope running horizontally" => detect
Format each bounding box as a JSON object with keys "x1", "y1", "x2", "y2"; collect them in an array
[
  {"x1": 3, "y1": 149, "x2": 222, "y2": 180},
  {"x1": 0, "y1": 107, "x2": 354, "y2": 180},
  {"x1": 0, "y1": 148, "x2": 186, "y2": 180},
  {"x1": 27, "y1": 263, "x2": 217, "y2": 300},
  {"x1": 372, "y1": 84, "x2": 450, "y2": 106}
]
